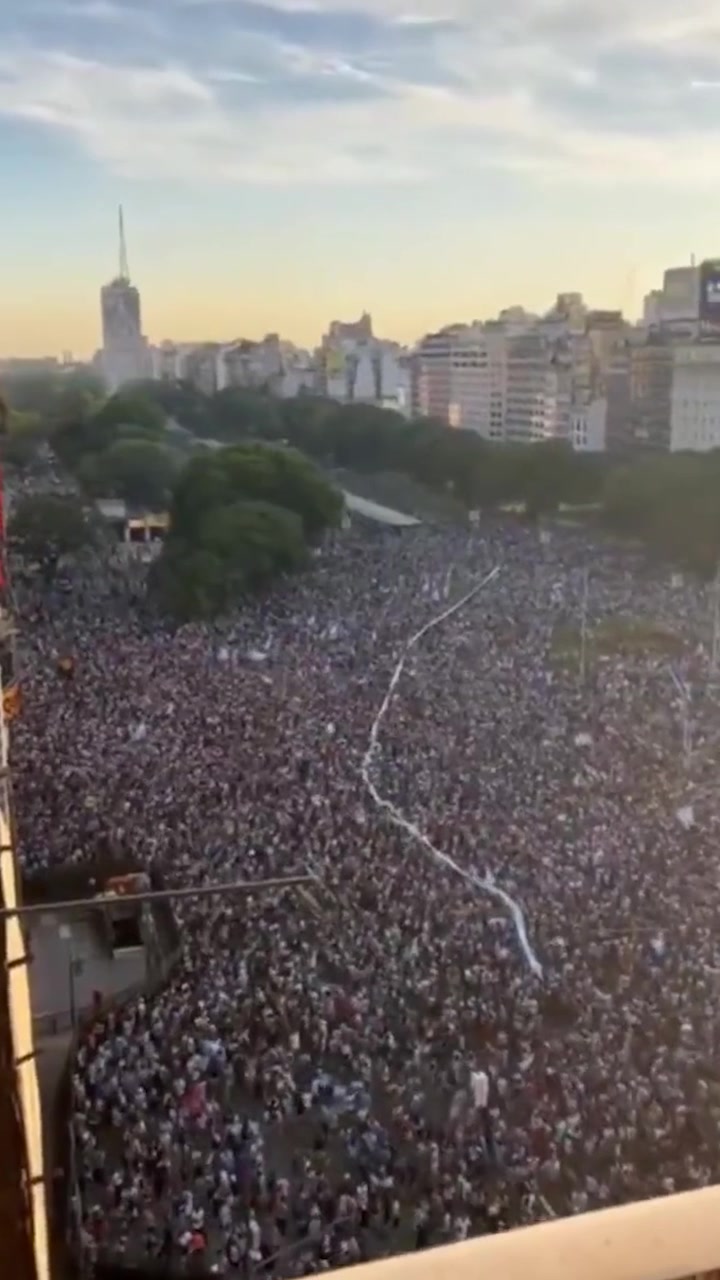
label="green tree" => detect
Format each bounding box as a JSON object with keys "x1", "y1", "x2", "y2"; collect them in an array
[
  {"x1": 1, "y1": 368, "x2": 104, "y2": 422},
  {"x1": 91, "y1": 392, "x2": 166, "y2": 438},
  {"x1": 3, "y1": 434, "x2": 39, "y2": 470},
  {"x1": 9, "y1": 494, "x2": 92, "y2": 567},
  {"x1": 210, "y1": 389, "x2": 285, "y2": 442},
  {"x1": 198, "y1": 500, "x2": 307, "y2": 589},
  {"x1": 150, "y1": 502, "x2": 306, "y2": 620},
  {"x1": 171, "y1": 442, "x2": 342, "y2": 542},
  {"x1": 148, "y1": 543, "x2": 231, "y2": 620},
  {"x1": 52, "y1": 418, "x2": 102, "y2": 469},
  {"x1": 78, "y1": 439, "x2": 177, "y2": 508},
  {"x1": 53, "y1": 389, "x2": 169, "y2": 474},
  {"x1": 1, "y1": 410, "x2": 45, "y2": 469},
  {"x1": 51, "y1": 376, "x2": 105, "y2": 427},
  {"x1": 279, "y1": 396, "x2": 336, "y2": 458},
  {"x1": 125, "y1": 379, "x2": 213, "y2": 435},
  {"x1": 222, "y1": 443, "x2": 342, "y2": 539},
  {"x1": 601, "y1": 452, "x2": 720, "y2": 573},
  {"x1": 151, "y1": 440, "x2": 335, "y2": 620}
]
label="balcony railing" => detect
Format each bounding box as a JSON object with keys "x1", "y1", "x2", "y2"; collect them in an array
[
  {"x1": 325, "y1": 1188, "x2": 720, "y2": 1280},
  {"x1": 0, "y1": 670, "x2": 50, "y2": 1280}
]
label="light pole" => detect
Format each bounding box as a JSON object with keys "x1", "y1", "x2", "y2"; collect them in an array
[
  {"x1": 669, "y1": 665, "x2": 692, "y2": 772},
  {"x1": 579, "y1": 567, "x2": 590, "y2": 685},
  {"x1": 710, "y1": 566, "x2": 720, "y2": 680}
]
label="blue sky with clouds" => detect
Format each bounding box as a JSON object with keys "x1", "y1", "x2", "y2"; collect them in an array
[{"x1": 3, "y1": 0, "x2": 720, "y2": 355}]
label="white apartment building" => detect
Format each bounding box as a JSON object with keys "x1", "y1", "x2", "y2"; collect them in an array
[
  {"x1": 642, "y1": 265, "x2": 700, "y2": 337},
  {"x1": 505, "y1": 332, "x2": 571, "y2": 442},
  {"x1": 572, "y1": 398, "x2": 607, "y2": 452},
  {"x1": 277, "y1": 364, "x2": 317, "y2": 398},
  {"x1": 151, "y1": 342, "x2": 185, "y2": 381},
  {"x1": 220, "y1": 335, "x2": 284, "y2": 390},
  {"x1": 447, "y1": 325, "x2": 506, "y2": 440},
  {"x1": 416, "y1": 307, "x2": 618, "y2": 445},
  {"x1": 150, "y1": 335, "x2": 312, "y2": 397},
  {"x1": 670, "y1": 343, "x2": 720, "y2": 451},
  {"x1": 322, "y1": 323, "x2": 411, "y2": 412},
  {"x1": 416, "y1": 327, "x2": 459, "y2": 420}
]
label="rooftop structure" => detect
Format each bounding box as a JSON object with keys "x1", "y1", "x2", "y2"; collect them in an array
[{"x1": 342, "y1": 491, "x2": 420, "y2": 527}]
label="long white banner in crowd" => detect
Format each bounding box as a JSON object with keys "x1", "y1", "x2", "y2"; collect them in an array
[{"x1": 361, "y1": 564, "x2": 544, "y2": 979}]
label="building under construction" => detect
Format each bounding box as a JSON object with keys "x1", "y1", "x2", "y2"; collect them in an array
[{"x1": 0, "y1": 389, "x2": 49, "y2": 1280}]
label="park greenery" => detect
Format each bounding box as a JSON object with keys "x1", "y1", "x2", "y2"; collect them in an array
[
  {"x1": 4, "y1": 368, "x2": 720, "y2": 616},
  {"x1": 9, "y1": 492, "x2": 95, "y2": 576},
  {"x1": 551, "y1": 619, "x2": 684, "y2": 670},
  {"x1": 150, "y1": 443, "x2": 343, "y2": 618}
]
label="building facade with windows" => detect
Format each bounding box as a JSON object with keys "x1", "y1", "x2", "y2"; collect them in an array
[
  {"x1": 504, "y1": 332, "x2": 571, "y2": 443},
  {"x1": 670, "y1": 342, "x2": 720, "y2": 452},
  {"x1": 572, "y1": 397, "x2": 607, "y2": 452},
  {"x1": 447, "y1": 324, "x2": 506, "y2": 440},
  {"x1": 100, "y1": 277, "x2": 150, "y2": 392},
  {"x1": 606, "y1": 338, "x2": 674, "y2": 454},
  {"x1": 416, "y1": 327, "x2": 459, "y2": 422}
]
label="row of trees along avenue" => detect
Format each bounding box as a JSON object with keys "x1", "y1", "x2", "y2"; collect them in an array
[{"x1": 4, "y1": 370, "x2": 720, "y2": 612}]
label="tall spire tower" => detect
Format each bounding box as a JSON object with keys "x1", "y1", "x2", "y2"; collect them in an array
[
  {"x1": 101, "y1": 205, "x2": 147, "y2": 391},
  {"x1": 118, "y1": 204, "x2": 130, "y2": 283}
]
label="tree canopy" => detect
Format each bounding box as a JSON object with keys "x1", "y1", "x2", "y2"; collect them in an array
[
  {"x1": 77, "y1": 438, "x2": 178, "y2": 509},
  {"x1": 171, "y1": 443, "x2": 342, "y2": 542},
  {"x1": 151, "y1": 442, "x2": 340, "y2": 620},
  {"x1": 9, "y1": 368, "x2": 720, "y2": 584},
  {"x1": 0, "y1": 409, "x2": 46, "y2": 470},
  {"x1": 9, "y1": 493, "x2": 93, "y2": 565},
  {"x1": 92, "y1": 392, "x2": 166, "y2": 437},
  {"x1": 0, "y1": 368, "x2": 104, "y2": 421}
]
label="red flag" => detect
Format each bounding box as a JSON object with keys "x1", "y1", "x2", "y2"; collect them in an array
[{"x1": 0, "y1": 470, "x2": 6, "y2": 593}]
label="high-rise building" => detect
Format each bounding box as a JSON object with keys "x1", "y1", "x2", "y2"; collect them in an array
[
  {"x1": 504, "y1": 331, "x2": 571, "y2": 443},
  {"x1": 100, "y1": 207, "x2": 150, "y2": 393},
  {"x1": 446, "y1": 324, "x2": 506, "y2": 440},
  {"x1": 670, "y1": 342, "x2": 720, "y2": 451},
  {"x1": 641, "y1": 264, "x2": 700, "y2": 338},
  {"x1": 415, "y1": 326, "x2": 463, "y2": 422},
  {"x1": 606, "y1": 335, "x2": 674, "y2": 453},
  {"x1": 319, "y1": 315, "x2": 409, "y2": 411},
  {"x1": 585, "y1": 311, "x2": 628, "y2": 394}
]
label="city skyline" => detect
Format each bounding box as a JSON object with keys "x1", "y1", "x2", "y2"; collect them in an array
[{"x1": 4, "y1": 0, "x2": 720, "y2": 356}]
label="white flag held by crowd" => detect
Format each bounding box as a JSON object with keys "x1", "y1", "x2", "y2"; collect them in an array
[
  {"x1": 470, "y1": 1069, "x2": 489, "y2": 1110},
  {"x1": 676, "y1": 805, "x2": 694, "y2": 830}
]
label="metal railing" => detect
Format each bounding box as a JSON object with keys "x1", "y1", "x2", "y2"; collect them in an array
[{"x1": 319, "y1": 1187, "x2": 720, "y2": 1280}]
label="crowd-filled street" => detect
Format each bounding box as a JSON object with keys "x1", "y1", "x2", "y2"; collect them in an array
[{"x1": 13, "y1": 517, "x2": 720, "y2": 1275}]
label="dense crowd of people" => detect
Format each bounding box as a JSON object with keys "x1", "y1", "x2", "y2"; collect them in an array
[{"x1": 13, "y1": 505, "x2": 720, "y2": 1276}]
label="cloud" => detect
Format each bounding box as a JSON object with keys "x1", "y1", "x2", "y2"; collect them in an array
[{"x1": 2, "y1": 0, "x2": 720, "y2": 187}]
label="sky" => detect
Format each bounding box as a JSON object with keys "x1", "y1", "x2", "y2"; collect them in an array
[{"x1": 3, "y1": 0, "x2": 720, "y2": 356}]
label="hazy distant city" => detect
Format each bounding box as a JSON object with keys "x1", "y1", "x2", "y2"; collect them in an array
[{"x1": 4, "y1": 216, "x2": 720, "y2": 459}]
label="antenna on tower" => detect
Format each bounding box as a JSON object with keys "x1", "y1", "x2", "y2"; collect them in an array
[{"x1": 118, "y1": 204, "x2": 130, "y2": 282}]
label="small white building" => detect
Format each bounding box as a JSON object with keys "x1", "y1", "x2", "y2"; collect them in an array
[
  {"x1": 670, "y1": 343, "x2": 720, "y2": 452},
  {"x1": 571, "y1": 397, "x2": 607, "y2": 452}
]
